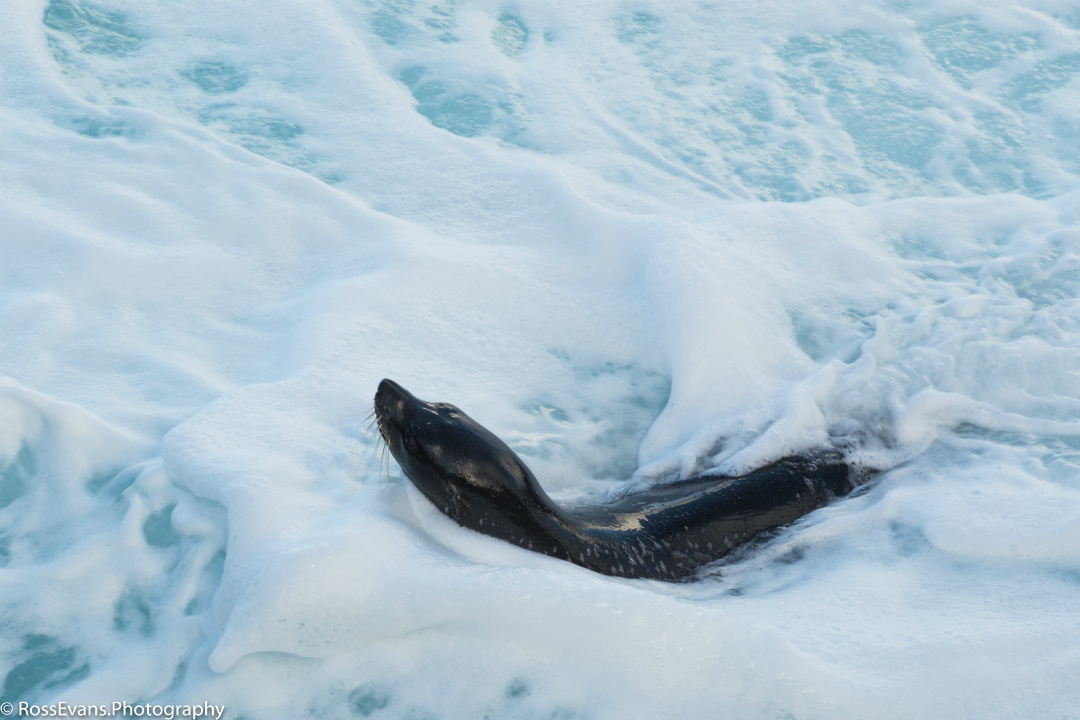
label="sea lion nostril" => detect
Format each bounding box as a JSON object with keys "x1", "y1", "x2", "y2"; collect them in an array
[
  {"x1": 377, "y1": 378, "x2": 413, "y2": 399},
  {"x1": 375, "y1": 379, "x2": 421, "y2": 423}
]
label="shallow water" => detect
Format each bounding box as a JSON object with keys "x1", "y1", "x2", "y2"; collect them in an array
[{"x1": 2, "y1": 0, "x2": 1080, "y2": 718}]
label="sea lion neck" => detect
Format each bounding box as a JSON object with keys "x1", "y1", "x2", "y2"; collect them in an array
[{"x1": 374, "y1": 378, "x2": 579, "y2": 557}]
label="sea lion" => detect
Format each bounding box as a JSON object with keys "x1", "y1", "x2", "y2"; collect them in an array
[{"x1": 374, "y1": 378, "x2": 857, "y2": 581}]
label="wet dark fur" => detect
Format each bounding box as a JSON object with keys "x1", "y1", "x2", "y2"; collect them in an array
[{"x1": 375, "y1": 378, "x2": 856, "y2": 581}]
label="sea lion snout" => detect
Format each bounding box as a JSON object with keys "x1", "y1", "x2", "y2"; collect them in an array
[{"x1": 375, "y1": 378, "x2": 415, "y2": 423}]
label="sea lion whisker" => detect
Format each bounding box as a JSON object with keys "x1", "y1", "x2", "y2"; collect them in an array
[
  {"x1": 350, "y1": 414, "x2": 386, "y2": 481},
  {"x1": 359, "y1": 431, "x2": 388, "y2": 483}
]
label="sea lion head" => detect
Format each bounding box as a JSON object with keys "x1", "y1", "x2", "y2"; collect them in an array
[{"x1": 374, "y1": 379, "x2": 557, "y2": 538}]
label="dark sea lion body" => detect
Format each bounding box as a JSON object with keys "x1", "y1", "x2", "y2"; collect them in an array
[{"x1": 375, "y1": 378, "x2": 855, "y2": 581}]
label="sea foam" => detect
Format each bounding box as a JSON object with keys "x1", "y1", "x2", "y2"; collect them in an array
[{"x1": 2, "y1": 0, "x2": 1080, "y2": 717}]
